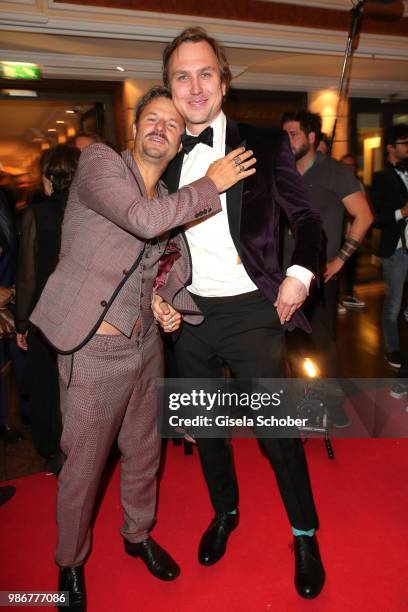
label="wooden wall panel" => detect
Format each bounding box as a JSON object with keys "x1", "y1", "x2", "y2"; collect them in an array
[{"x1": 54, "y1": 0, "x2": 408, "y2": 36}]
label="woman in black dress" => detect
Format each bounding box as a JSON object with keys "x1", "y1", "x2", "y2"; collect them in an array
[{"x1": 15, "y1": 144, "x2": 80, "y2": 473}]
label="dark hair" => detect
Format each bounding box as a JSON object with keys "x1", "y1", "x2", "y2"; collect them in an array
[
  {"x1": 41, "y1": 145, "x2": 80, "y2": 193},
  {"x1": 319, "y1": 132, "x2": 331, "y2": 146},
  {"x1": 281, "y1": 110, "x2": 323, "y2": 147},
  {"x1": 134, "y1": 85, "x2": 172, "y2": 123},
  {"x1": 162, "y1": 27, "x2": 232, "y2": 93},
  {"x1": 74, "y1": 132, "x2": 103, "y2": 144},
  {"x1": 340, "y1": 153, "x2": 356, "y2": 163},
  {"x1": 384, "y1": 123, "x2": 408, "y2": 146}
]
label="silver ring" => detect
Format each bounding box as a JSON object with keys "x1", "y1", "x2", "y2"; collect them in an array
[
  {"x1": 234, "y1": 156, "x2": 241, "y2": 167},
  {"x1": 239, "y1": 164, "x2": 245, "y2": 173}
]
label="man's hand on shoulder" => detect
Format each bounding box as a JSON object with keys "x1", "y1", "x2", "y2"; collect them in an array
[
  {"x1": 151, "y1": 294, "x2": 182, "y2": 333},
  {"x1": 274, "y1": 277, "x2": 307, "y2": 324}
]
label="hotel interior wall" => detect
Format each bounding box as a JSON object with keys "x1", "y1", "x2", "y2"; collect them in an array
[
  {"x1": 124, "y1": 79, "x2": 158, "y2": 150},
  {"x1": 309, "y1": 89, "x2": 348, "y2": 159}
]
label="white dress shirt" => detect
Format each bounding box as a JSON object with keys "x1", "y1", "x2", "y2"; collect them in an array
[
  {"x1": 393, "y1": 167, "x2": 408, "y2": 249},
  {"x1": 179, "y1": 111, "x2": 313, "y2": 297}
]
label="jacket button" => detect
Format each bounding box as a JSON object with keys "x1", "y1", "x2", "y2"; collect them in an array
[{"x1": 100, "y1": 300, "x2": 107, "y2": 307}]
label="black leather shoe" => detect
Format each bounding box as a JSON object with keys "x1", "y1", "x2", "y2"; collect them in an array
[
  {"x1": 294, "y1": 535, "x2": 325, "y2": 599},
  {"x1": 58, "y1": 566, "x2": 86, "y2": 611},
  {"x1": 124, "y1": 537, "x2": 180, "y2": 581},
  {"x1": 198, "y1": 511, "x2": 239, "y2": 566}
]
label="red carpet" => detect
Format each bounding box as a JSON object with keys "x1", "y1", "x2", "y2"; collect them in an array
[{"x1": 2, "y1": 438, "x2": 408, "y2": 611}]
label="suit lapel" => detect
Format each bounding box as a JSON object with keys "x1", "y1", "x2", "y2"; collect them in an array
[
  {"x1": 226, "y1": 118, "x2": 245, "y2": 256},
  {"x1": 164, "y1": 120, "x2": 247, "y2": 261},
  {"x1": 163, "y1": 150, "x2": 184, "y2": 194},
  {"x1": 387, "y1": 166, "x2": 408, "y2": 198}
]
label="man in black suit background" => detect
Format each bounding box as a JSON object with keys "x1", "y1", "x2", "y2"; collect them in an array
[
  {"x1": 371, "y1": 124, "x2": 408, "y2": 369},
  {"x1": 153, "y1": 27, "x2": 325, "y2": 599}
]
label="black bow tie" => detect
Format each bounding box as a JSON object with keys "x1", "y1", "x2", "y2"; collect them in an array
[{"x1": 181, "y1": 126, "x2": 213, "y2": 154}]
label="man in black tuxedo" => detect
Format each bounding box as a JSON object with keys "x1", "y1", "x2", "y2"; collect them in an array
[
  {"x1": 153, "y1": 27, "x2": 324, "y2": 599},
  {"x1": 371, "y1": 123, "x2": 408, "y2": 369}
]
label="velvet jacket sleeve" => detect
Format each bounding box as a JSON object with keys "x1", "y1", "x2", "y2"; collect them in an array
[{"x1": 273, "y1": 133, "x2": 322, "y2": 278}]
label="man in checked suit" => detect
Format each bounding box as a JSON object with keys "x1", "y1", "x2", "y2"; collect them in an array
[
  {"x1": 30, "y1": 86, "x2": 254, "y2": 611},
  {"x1": 371, "y1": 123, "x2": 408, "y2": 369},
  {"x1": 153, "y1": 28, "x2": 325, "y2": 599}
]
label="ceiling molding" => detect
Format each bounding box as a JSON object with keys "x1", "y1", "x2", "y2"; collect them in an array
[
  {"x1": 233, "y1": 71, "x2": 408, "y2": 98},
  {"x1": 259, "y1": 0, "x2": 352, "y2": 8},
  {"x1": 1, "y1": 5, "x2": 408, "y2": 62},
  {"x1": 0, "y1": 10, "x2": 47, "y2": 24},
  {"x1": 0, "y1": 48, "x2": 406, "y2": 98},
  {"x1": 0, "y1": 48, "x2": 246, "y2": 80},
  {"x1": 260, "y1": 0, "x2": 408, "y2": 14},
  {"x1": 3, "y1": 0, "x2": 36, "y2": 4}
]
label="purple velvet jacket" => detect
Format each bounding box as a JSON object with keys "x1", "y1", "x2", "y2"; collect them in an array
[{"x1": 159, "y1": 118, "x2": 322, "y2": 333}]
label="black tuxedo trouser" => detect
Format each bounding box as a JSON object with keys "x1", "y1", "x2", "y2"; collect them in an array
[{"x1": 173, "y1": 290, "x2": 319, "y2": 531}]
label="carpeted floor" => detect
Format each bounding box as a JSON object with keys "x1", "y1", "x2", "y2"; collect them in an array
[{"x1": 1, "y1": 437, "x2": 407, "y2": 611}]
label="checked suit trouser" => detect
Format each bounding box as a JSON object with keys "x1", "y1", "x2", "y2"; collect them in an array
[{"x1": 56, "y1": 326, "x2": 163, "y2": 568}]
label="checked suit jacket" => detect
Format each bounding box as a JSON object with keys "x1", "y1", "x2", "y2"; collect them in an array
[
  {"x1": 157, "y1": 118, "x2": 322, "y2": 333},
  {"x1": 30, "y1": 143, "x2": 221, "y2": 353}
]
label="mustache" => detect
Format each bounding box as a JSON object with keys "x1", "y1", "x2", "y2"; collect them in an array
[{"x1": 146, "y1": 130, "x2": 168, "y2": 144}]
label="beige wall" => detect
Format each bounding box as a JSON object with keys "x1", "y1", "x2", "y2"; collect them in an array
[
  {"x1": 123, "y1": 79, "x2": 160, "y2": 150},
  {"x1": 308, "y1": 90, "x2": 349, "y2": 159}
]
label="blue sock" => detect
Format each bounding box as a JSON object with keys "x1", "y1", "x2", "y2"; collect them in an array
[
  {"x1": 227, "y1": 509, "x2": 237, "y2": 515},
  {"x1": 292, "y1": 527, "x2": 315, "y2": 537}
]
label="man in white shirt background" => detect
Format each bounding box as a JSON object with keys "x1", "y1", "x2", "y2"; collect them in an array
[{"x1": 371, "y1": 123, "x2": 408, "y2": 369}]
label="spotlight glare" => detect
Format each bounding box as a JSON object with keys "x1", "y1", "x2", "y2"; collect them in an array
[{"x1": 303, "y1": 357, "x2": 319, "y2": 378}]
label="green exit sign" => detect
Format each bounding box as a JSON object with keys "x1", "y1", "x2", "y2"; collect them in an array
[{"x1": 1, "y1": 62, "x2": 41, "y2": 80}]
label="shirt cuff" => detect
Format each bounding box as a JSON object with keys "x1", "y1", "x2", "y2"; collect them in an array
[
  {"x1": 286, "y1": 265, "x2": 314, "y2": 295},
  {"x1": 395, "y1": 209, "x2": 403, "y2": 222}
]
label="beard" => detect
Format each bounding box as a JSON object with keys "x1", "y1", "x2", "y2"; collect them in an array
[{"x1": 293, "y1": 142, "x2": 310, "y2": 161}]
